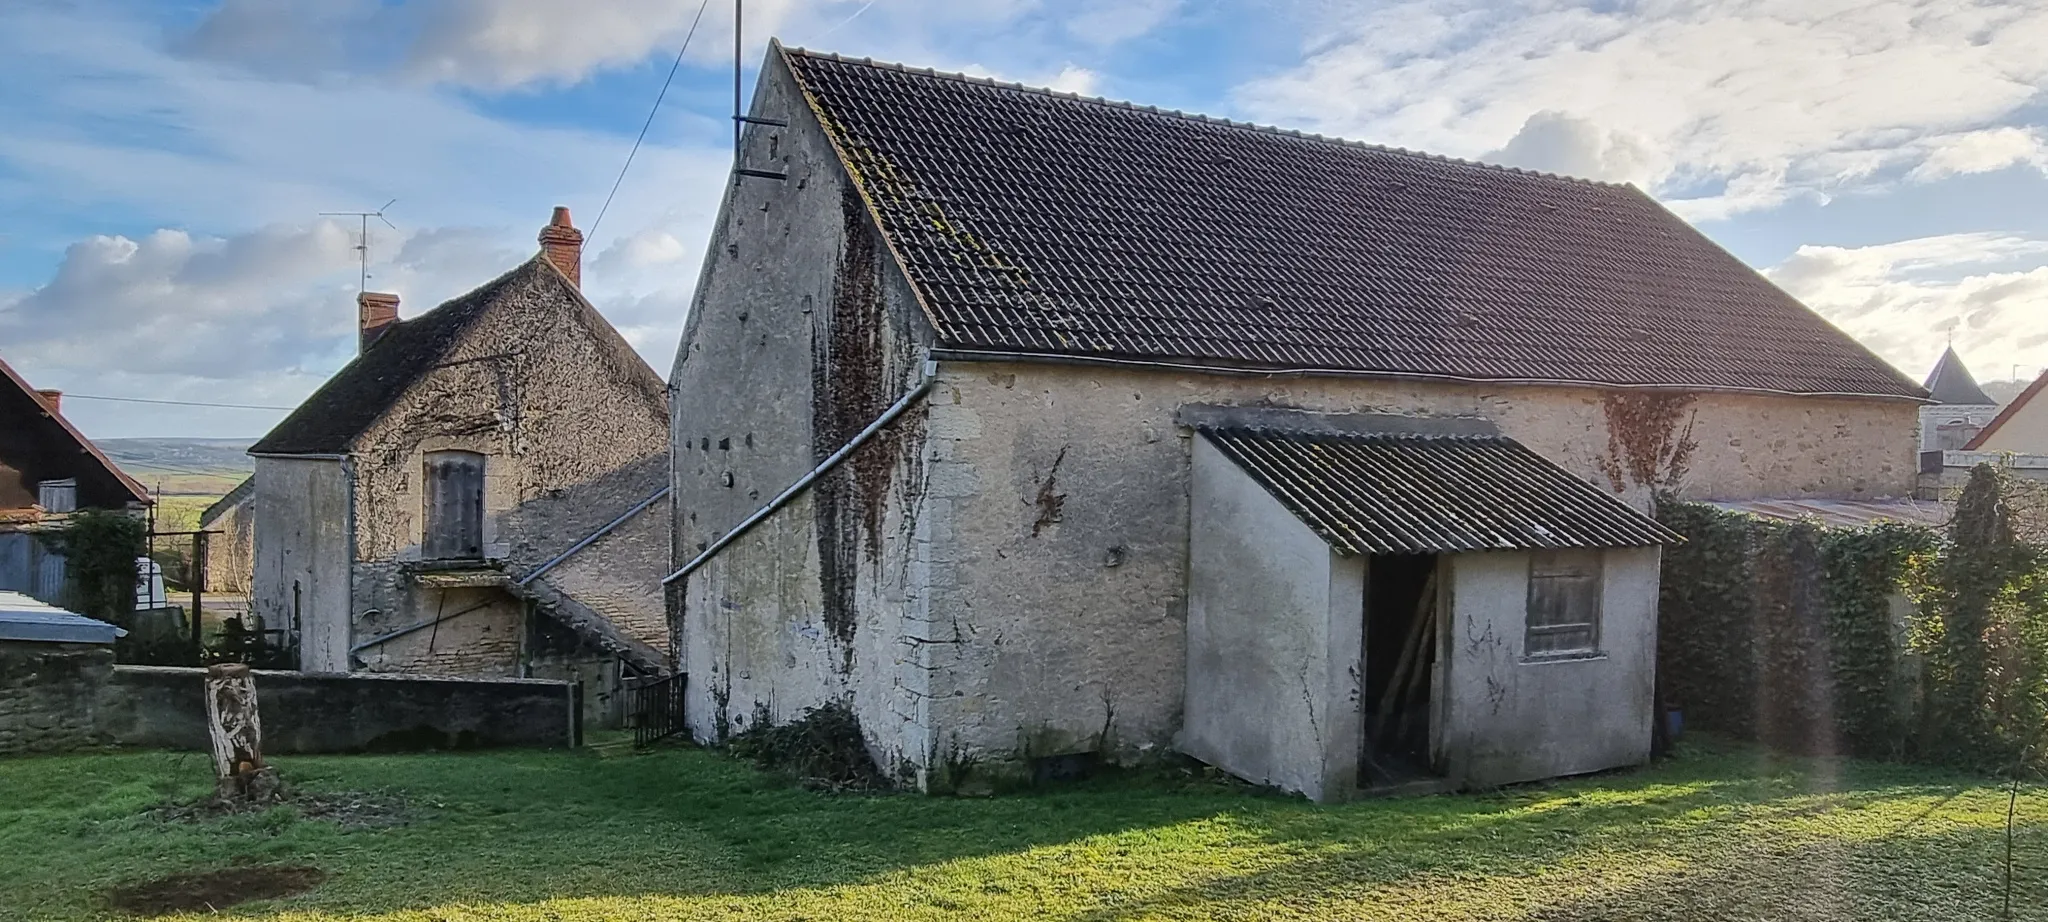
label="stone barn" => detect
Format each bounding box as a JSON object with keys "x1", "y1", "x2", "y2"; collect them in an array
[
  {"x1": 199, "y1": 477, "x2": 254, "y2": 596},
  {"x1": 251, "y1": 208, "x2": 673, "y2": 726},
  {"x1": 667, "y1": 44, "x2": 1926, "y2": 798}
]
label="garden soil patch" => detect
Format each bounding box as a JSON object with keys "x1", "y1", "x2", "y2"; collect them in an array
[
  {"x1": 106, "y1": 865, "x2": 325, "y2": 915},
  {"x1": 154, "y1": 789, "x2": 416, "y2": 829}
]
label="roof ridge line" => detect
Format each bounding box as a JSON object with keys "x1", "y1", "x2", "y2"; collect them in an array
[{"x1": 780, "y1": 44, "x2": 1635, "y2": 192}]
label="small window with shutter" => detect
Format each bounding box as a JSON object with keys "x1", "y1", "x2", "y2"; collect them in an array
[
  {"x1": 38, "y1": 479, "x2": 77, "y2": 514},
  {"x1": 423, "y1": 451, "x2": 485, "y2": 560},
  {"x1": 1526, "y1": 549, "x2": 1601, "y2": 658}
]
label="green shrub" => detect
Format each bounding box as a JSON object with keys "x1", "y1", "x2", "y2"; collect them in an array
[
  {"x1": 38, "y1": 509, "x2": 145, "y2": 622},
  {"x1": 1658, "y1": 464, "x2": 2048, "y2": 774}
]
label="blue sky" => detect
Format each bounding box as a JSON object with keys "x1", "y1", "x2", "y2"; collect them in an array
[{"x1": 3, "y1": 0, "x2": 2047, "y2": 439}]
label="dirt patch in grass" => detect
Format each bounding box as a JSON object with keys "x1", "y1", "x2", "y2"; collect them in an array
[
  {"x1": 106, "y1": 864, "x2": 325, "y2": 916},
  {"x1": 154, "y1": 789, "x2": 416, "y2": 829}
]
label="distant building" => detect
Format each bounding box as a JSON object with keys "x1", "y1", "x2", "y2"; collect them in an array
[
  {"x1": 198, "y1": 477, "x2": 254, "y2": 596},
  {"x1": 0, "y1": 358, "x2": 151, "y2": 605},
  {"x1": 1967, "y1": 369, "x2": 2048, "y2": 455},
  {"x1": 1918, "y1": 347, "x2": 2001, "y2": 451},
  {"x1": 248, "y1": 208, "x2": 672, "y2": 726},
  {"x1": 1915, "y1": 363, "x2": 2048, "y2": 498}
]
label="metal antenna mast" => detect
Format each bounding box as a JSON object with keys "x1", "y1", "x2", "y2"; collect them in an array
[
  {"x1": 319, "y1": 199, "x2": 398, "y2": 292},
  {"x1": 731, "y1": 0, "x2": 787, "y2": 181},
  {"x1": 734, "y1": 0, "x2": 743, "y2": 161}
]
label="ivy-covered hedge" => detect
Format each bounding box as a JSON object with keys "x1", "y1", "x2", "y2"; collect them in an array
[{"x1": 1659, "y1": 465, "x2": 2048, "y2": 774}]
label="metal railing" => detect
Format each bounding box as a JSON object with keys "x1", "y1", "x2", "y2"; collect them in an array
[{"x1": 631, "y1": 674, "x2": 687, "y2": 748}]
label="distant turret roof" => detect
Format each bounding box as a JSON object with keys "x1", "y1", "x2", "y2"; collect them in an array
[{"x1": 1923, "y1": 347, "x2": 1997, "y2": 406}]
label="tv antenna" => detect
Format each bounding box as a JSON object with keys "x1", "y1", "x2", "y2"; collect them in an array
[{"x1": 320, "y1": 199, "x2": 398, "y2": 291}]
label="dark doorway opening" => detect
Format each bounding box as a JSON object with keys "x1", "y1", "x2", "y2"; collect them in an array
[{"x1": 1362, "y1": 553, "x2": 1441, "y2": 785}]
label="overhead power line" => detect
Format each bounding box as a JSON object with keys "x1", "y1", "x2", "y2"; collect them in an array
[
  {"x1": 62, "y1": 394, "x2": 295, "y2": 411},
  {"x1": 589, "y1": 0, "x2": 715, "y2": 242}
]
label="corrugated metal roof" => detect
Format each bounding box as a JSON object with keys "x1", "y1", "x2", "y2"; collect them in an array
[
  {"x1": 1708, "y1": 498, "x2": 1951, "y2": 530},
  {"x1": 1201, "y1": 428, "x2": 1680, "y2": 555},
  {"x1": 0, "y1": 591, "x2": 125, "y2": 644},
  {"x1": 780, "y1": 47, "x2": 1924, "y2": 400}
]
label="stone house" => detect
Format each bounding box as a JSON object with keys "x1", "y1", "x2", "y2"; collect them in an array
[
  {"x1": 667, "y1": 45, "x2": 1926, "y2": 799},
  {"x1": 250, "y1": 208, "x2": 672, "y2": 725},
  {"x1": 0, "y1": 357, "x2": 152, "y2": 604},
  {"x1": 199, "y1": 476, "x2": 254, "y2": 596}
]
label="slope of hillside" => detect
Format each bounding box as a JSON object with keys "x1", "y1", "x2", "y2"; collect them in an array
[{"x1": 96, "y1": 438, "x2": 252, "y2": 503}]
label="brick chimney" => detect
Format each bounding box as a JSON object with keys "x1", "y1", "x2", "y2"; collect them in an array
[
  {"x1": 537, "y1": 205, "x2": 583, "y2": 288},
  {"x1": 36, "y1": 390, "x2": 61, "y2": 415},
  {"x1": 358, "y1": 291, "x2": 400, "y2": 352}
]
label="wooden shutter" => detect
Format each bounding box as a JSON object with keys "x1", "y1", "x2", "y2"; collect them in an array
[
  {"x1": 38, "y1": 479, "x2": 77, "y2": 514},
  {"x1": 1525, "y1": 549, "x2": 1602, "y2": 656},
  {"x1": 423, "y1": 452, "x2": 485, "y2": 559}
]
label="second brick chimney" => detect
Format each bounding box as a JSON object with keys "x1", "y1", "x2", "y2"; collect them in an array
[
  {"x1": 36, "y1": 390, "x2": 61, "y2": 415},
  {"x1": 358, "y1": 291, "x2": 400, "y2": 352},
  {"x1": 538, "y1": 205, "x2": 583, "y2": 289}
]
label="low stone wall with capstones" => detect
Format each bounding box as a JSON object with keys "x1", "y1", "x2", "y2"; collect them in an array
[
  {"x1": 0, "y1": 652, "x2": 580, "y2": 756},
  {"x1": 98, "y1": 667, "x2": 581, "y2": 753}
]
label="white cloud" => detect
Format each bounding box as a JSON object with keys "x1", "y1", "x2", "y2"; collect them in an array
[
  {"x1": 0, "y1": 211, "x2": 708, "y2": 439},
  {"x1": 0, "y1": 223, "x2": 359, "y2": 378},
  {"x1": 1235, "y1": 0, "x2": 2048, "y2": 220},
  {"x1": 1483, "y1": 110, "x2": 1655, "y2": 185},
  {"x1": 174, "y1": 0, "x2": 1179, "y2": 91},
  {"x1": 1047, "y1": 65, "x2": 1100, "y2": 95},
  {"x1": 1066, "y1": 0, "x2": 1181, "y2": 46},
  {"x1": 1766, "y1": 233, "x2": 2048, "y2": 384},
  {"x1": 0, "y1": 4, "x2": 736, "y2": 436},
  {"x1": 1908, "y1": 127, "x2": 2048, "y2": 182}
]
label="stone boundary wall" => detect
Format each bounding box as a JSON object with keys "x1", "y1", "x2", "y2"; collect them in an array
[
  {"x1": 2, "y1": 645, "x2": 580, "y2": 755},
  {"x1": 1, "y1": 640, "x2": 114, "y2": 754}
]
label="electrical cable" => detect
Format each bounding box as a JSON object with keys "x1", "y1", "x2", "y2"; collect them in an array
[
  {"x1": 61, "y1": 393, "x2": 294, "y2": 410},
  {"x1": 588, "y1": 0, "x2": 715, "y2": 241}
]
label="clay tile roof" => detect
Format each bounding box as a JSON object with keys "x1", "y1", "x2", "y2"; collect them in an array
[
  {"x1": 1200, "y1": 427, "x2": 1681, "y2": 555},
  {"x1": 780, "y1": 45, "x2": 1924, "y2": 399}
]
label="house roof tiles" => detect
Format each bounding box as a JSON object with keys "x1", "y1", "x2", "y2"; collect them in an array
[
  {"x1": 250, "y1": 258, "x2": 540, "y2": 457},
  {"x1": 780, "y1": 45, "x2": 1924, "y2": 399}
]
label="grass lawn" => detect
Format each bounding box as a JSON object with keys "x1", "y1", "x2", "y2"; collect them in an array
[
  {"x1": 149, "y1": 495, "x2": 223, "y2": 536},
  {"x1": 1, "y1": 738, "x2": 2042, "y2": 921}
]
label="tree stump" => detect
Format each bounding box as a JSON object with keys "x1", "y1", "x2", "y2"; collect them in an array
[{"x1": 204, "y1": 663, "x2": 280, "y2": 802}]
